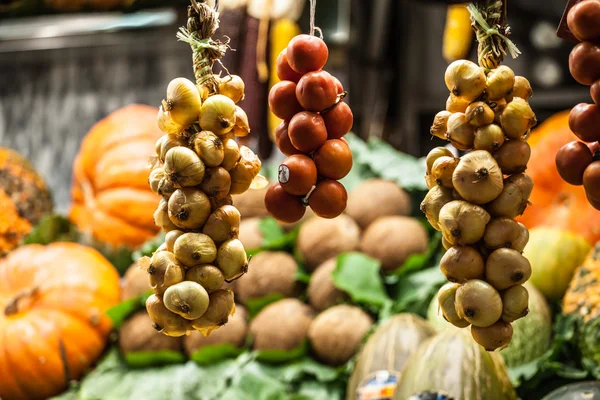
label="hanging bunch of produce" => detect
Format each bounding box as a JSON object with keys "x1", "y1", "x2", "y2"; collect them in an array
[
  {"x1": 555, "y1": 0, "x2": 600, "y2": 210},
  {"x1": 141, "y1": 0, "x2": 263, "y2": 337},
  {"x1": 422, "y1": 0, "x2": 535, "y2": 351},
  {"x1": 265, "y1": 0, "x2": 354, "y2": 224}
]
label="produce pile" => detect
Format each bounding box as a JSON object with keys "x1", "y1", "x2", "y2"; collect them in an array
[
  {"x1": 266, "y1": 31, "x2": 353, "y2": 222},
  {"x1": 142, "y1": 0, "x2": 261, "y2": 338}
]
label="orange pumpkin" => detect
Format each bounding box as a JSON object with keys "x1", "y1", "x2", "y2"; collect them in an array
[
  {"x1": 0, "y1": 242, "x2": 121, "y2": 400},
  {"x1": 70, "y1": 105, "x2": 163, "y2": 248},
  {"x1": 517, "y1": 111, "x2": 600, "y2": 244}
]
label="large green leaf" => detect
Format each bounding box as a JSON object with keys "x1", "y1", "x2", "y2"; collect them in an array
[
  {"x1": 332, "y1": 253, "x2": 391, "y2": 308},
  {"x1": 124, "y1": 350, "x2": 186, "y2": 368},
  {"x1": 22, "y1": 214, "x2": 79, "y2": 245},
  {"x1": 246, "y1": 293, "x2": 285, "y2": 319},
  {"x1": 391, "y1": 266, "x2": 447, "y2": 317},
  {"x1": 254, "y1": 340, "x2": 308, "y2": 364},
  {"x1": 190, "y1": 344, "x2": 245, "y2": 366},
  {"x1": 106, "y1": 291, "x2": 152, "y2": 329}
]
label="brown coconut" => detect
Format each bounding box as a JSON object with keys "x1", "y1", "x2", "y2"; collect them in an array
[
  {"x1": 119, "y1": 311, "x2": 183, "y2": 354},
  {"x1": 184, "y1": 305, "x2": 248, "y2": 356},
  {"x1": 359, "y1": 216, "x2": 429, "y2": 272},
  {"x1": 232, "y1": 185, "x2": 269, "y2": 219},
  {"x1": 308, "y1": 305, "x2": 374, "y2": 366},
  {"x1": 345, "y1": 179, "x2": 412, "y2": 229},
  {"x1": 238, "y1": 217, "x2": 264, "y2": 251},
  {"x1": 296, "y1": 214, "x2": 361, "y2": 271},
  {"x1": 250, "y1": 298, "x2": 315, "y2": 351},
  {"x1": 307, "y1": 258, "x2": 348, "y2": 311},
  {"x1": 236, "y1": 251, "x2": 298, "y2": 304},
  {"x1": 121, "y1": 262, "x2": 150, "y2": 301}
]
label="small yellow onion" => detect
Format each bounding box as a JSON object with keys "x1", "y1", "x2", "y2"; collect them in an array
[
  {"x1": 185, "y1": 265, "x2": 225, "y2": 293},
  {"x1": 440, "y1": 245, "x2": 485, "y2": 283},
  {"x1": 446, "y1": 94, "x2": 470, "y2": 113},
  {"x1": 420, "y1": 186, "x2": 454, "y2": 231},
  {"x1": 493, "y1": 139, "x2": 531, "y2": 175},
  {"x1": 501, "y1": 284, "x2": 529, "y2": 322},
  {"x1": 191, "y1": 289, "x2": 235, "y2": 336},
  {"x1": 452, "y1": 150, "x2": 504, "y2": 204},
  {"x1": 192, "y1": 131, "x2": 225, "y2": 167},
  {"x1": 199, "y1": 94, "x2": 236, "y2": 135},
  {"x1": 200, "y1": 167, "x2": 232, "y2": 200},
  {"x1": 165, "y1": 230, "x2": 185, "y2": 252},
  {"x1": 431, "y1": 156, "x2": 459, "y2": 188},
  {"x1": 507, "y1": 76, "x2": 533, "y2": 102},
  {"x1": 218, "y1": 74, "x2": 245, "y2": 103},
  {"x1": 455, "y1": 279, "x2": 502, "y2": 327},
  {"x1": 439, "y1": 200, "x2": 490, "y2": 245},
  {"x1": 446, "y1": 113, "x2": 475, "y2": 150},
  {"x1": 437, "y1": 282, "x2": 470, "y2": 328},
  {"x1": 229, "y1": 146, "x2": 262, "y2": 195},
  {"x1": 156, "y1": 134, "x2": 188, "y2": 163},
  {"x1": 202, "y1": 205, "x2": 241, "y2": 243},
  {"x1": 221, "y1": 138, "x2": 241, "y2": 171},
  {"x1": 216, "y1": 238, "x2": 248, "y2": 281},
  {"x1": 164, "y1": 146, "x2": 206, "y2": 187},
  {"x1": 168, "y1": 188, "x2": 212, "y2": 229},
  {"x1": 146, "y1": 294, "x2": 191, "y2": 337},
  {"x1": 232, "y1": 106, "x2": 250, "y2": 137},
  {"x1": 163, "y1": 77, "x2": 202, "y2": 127},
  {"x1": 471, "y1": 320, "x2": 513, "y2": 351},
  {"x1": 487, "y1": 173, "x2": 534, "y2": 218},
  {"x1": 500, "y1": 97, "x2": 537, "y2": 139},
  {"x1": 149, "y1": 167, "x2": 165, "y2": 195},
  {"x1": 444, "y1": 60, "x2": 486, "y2": 100},
  {"x1": 485, "y1": 248, "x2": 532, "y2": 290},
  {"x1": 157, "y1": 105, "x2": 185, "y2": 135},
  {"x1": 157, "y1": 177, "x2": 176, "y2": 198},
  {"x1": 474, "y1": 124, "x2": 505, "y2": 152},
  {"x1": 147, "y1": 250, "x2": 185, "y2": 296},
  {"x1": 154, "y1": 198, "x2": 179, "y2": 232},
  {"x1": 483, "y1": 218, "x2": 529, "y2": 252},
  {"x1": 492, "y1": 98, "x2": 507, "y2": 124},
  {"x1": 163, "y1": 281, "x2": 210, "y2": 320},
  {"x1": 430, "y1": 111, "x2": 452, "y2": 139},
  {"x1": 465, "y1": 101, "x2": 495, "y2": 127},
  {"x1": 209, "y1": 195, "x2": 234, "y2": 211},
  {"x1": 425, "y1": 173, "x2": 436, "y2": 190},
  {"x1": 426, "y1": 146, "x2": 454, "y2": 174},
  {"x1": 485, "y1": 66, "x2": 515, "y2": 101},
  {"x1": 173, "y1": 232, "x2": 218, "y2": 267}
]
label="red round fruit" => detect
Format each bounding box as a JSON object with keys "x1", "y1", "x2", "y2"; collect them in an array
[
  {"x1": 308, "y1": 180, "x2": 347, "y2": 219},
  {"x1": 275, "y1": 121, "x2": 302, "y2": 156},
  {"x1": 313, "y1": 139, "x2": 353, "y2": 180},
  {"x1": 589, "y1": 141, "x2": 600, "y2": 156},
  {"x1": 322, "y1": 101, "x2": 353, "y2": 139},
  {"x1": 296, "y1": 70, "x2": 338, "y2": 112},
  {"x1": 269, "y1": 81, "x2": 303, "y2": 120},
  {"x1": 276, "y1": 49, "x2": 303, "y2": 83},
  {"x1": 278, "y1": 155, "x2": 318, "y2": 196},
  {"x1": 569, "y1": 103, "x2": 600, "y2": 142},
  {"x1": 265, "y1": 183, "x2": 306, "y2": 223},
  {"x1": 567, "y1": 0, "x2": 600, "y2": 42},
  {"x1": 288, "y1": 111, "x2": 328, "y2": 153},
  {"x1": 286, "y1": 34, "x2": 329, "y2": 74},
  {"x1": 569, "y1": 42, "x2": 600, "y2": 86},
  {"x1": 583, "y1": 161, "x2": 600, "y2": 209},
  {"x1": 333, "y1": 77, "x2": 344, "y2": 94},
  {"x1": 556, "y1": 141, "x2": 593, "y2": 186},
  {"x1": 591, "y1": 81, "x2": 600, "y2": 105}
]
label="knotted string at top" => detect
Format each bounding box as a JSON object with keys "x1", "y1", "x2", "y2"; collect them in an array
[{"x1": 310, "y1": 0, "x2": 323, "y2": 39}]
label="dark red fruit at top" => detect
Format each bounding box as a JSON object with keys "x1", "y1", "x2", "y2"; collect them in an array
[
  {"x1": 567, "y1": 0, "x2": 600, "y2": 42},
  {"x1": 308, "y1": 180, "x2": 347, "y2": 219},
  {"x1": 569, "y1": 103, "x2": 600, "y2": 143},
  {"x1": 322, "y1": 101, "x2": 353, "y2": 139},
  {"x1": 265, "y1": 183, "x2": 306, "y2": 224},
  {"x1": 269, "y1": 81, "x2": 303, "y2": 120},
  {"x1": 288, "y1": 111, "x2": 328, "y2": 153},
  {"x1": 333, "y1": 77, "x2": 344, "y2": 94},
  {"x1": 276, "y1": 49, "x2": 303, "y2": 83},
  {"x1": 313, "y1": 139, "x2": 353, "y2": 180},
  {"x1": 556, "y1": 141, "x2": 593, "y2": 185},
  {"x1": 278, "y1": 155, "x2": 318, "y2": 196},
  {"x1": 583, "y1": 161, "x2": 600, "y2": 210},
  {"x1": 286, "y1": 34, "x2": 329, "y2": 74},
  {"x1": 591, "y1": 81, "x2": 600, "y2": 105},
  {"x1": 296, "y1": 70, "x2": 338, "y2": 112},
  {"x1": 275, "y1": 121, "x2": 302, "y2": 156}
]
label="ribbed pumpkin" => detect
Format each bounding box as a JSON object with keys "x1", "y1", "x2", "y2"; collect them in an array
[
  {"x1": 563, "y1": 242, "x2": 600, "y2": 367},
  {"x1": 517, "y1": 111, "x2": 600, "y2": 244},
  {"x1": 0, "y1": 242, "x2": 120, "y2": 400},
  {"x1": 70, "y1": 105, "x2": 163, "y2": 248},
  {"x1": 0, "y1": 147, "x2": 53, "y2": 256},
  {"x1": 347, "y1": 314, "x2": 436, "y2": 400}
]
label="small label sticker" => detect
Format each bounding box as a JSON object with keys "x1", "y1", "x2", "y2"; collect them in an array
[
  {"x1": 356, "y1": 370, "x2": 400, "y2": 400},
  {"x1": 278, "y1": 164, "x2": 290, "y2": 184}
]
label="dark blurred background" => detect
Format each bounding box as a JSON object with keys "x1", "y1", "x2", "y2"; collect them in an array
[{"x1": 0, "y1": 0, "x2": 587, "y2": 212}]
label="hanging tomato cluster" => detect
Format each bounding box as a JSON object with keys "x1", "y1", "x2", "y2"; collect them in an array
[
  {"x1": 265, "y1": 34, "x2": 354, "y2": 223},
  {"x1": 555, "y1": 0, "x2": 600, "y2": 210},
  {"x1": 422, "y1": 59, "x2": 536, "y2": 351}
]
